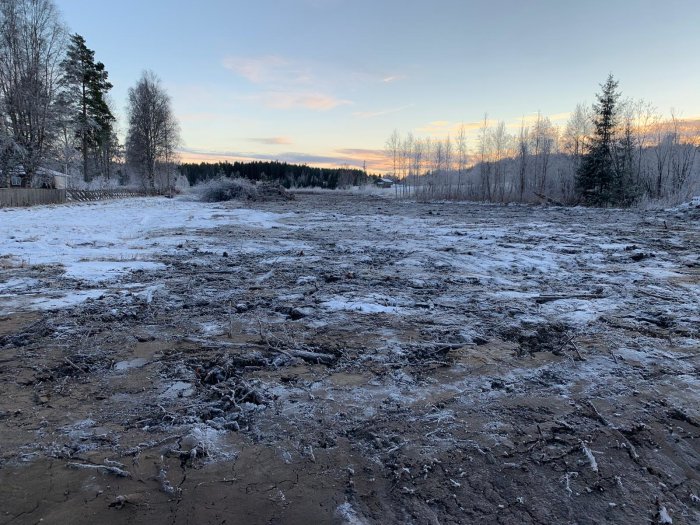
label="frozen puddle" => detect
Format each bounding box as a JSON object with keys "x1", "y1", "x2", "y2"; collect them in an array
[
  {"x1": 114, "y1": 357, "x2": 149, "y2": 371},
  {"x1": 64, "y1": 260, "x2": 166, "y2": 282},
  {"x1": 322, "y1": 294, "x2": 405, "y2": 314},
  {"x1": 161, "y1": 381, "x2": 195, "y2": 399},
  {"x1": 0, "y1": 289, "x2": 106, "y2": 315}
]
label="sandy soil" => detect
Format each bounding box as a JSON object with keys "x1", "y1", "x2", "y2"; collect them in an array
[{"x1": 1, "y1": 193, "x2": 699, "y2": 524}]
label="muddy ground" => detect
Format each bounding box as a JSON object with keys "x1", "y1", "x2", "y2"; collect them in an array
[{"x1": 0, "y1": 193, "x2": 699, "y2": 524}]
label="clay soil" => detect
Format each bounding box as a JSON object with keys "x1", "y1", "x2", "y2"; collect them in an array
[{"x1": 1, "y1": 193, "x2": 699, "y2": 524}]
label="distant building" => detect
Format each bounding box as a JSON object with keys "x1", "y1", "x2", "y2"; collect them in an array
[
  {"x1": 2, "y1": 166, "x2": 24, "y2": 187},
  {"x1": 1, "y1": 166, "x2": 70, "y2": 188},
  {"x1": 375, "y1": 177, "x2": 394, "y2": 188},
  {"x1": 37, "y1": 168, "x2": 69, "y2": 189}
]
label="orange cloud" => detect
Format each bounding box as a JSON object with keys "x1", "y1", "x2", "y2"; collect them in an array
[
  {"x1": 246, "y1": 136, "x2": 293, "y2": 145},
  {"x1": 178, "y1": 150, "x2": 257, "y2": 164},
  {"x1": 252, "y1": 91, "x2": 352, "y2": 111}
]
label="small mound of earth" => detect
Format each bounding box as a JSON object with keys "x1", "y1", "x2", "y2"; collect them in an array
[
  {"x1": 256, "y1": 181, "x2": 295, "y2": 201},
  {"x1": 498, "y1": 321, "x2": 571, "y2": 355}
]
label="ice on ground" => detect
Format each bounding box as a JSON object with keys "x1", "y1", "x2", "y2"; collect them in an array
[
  {"x1": 336, "y1": 502, "x2": 368, "y2": 525},
  {"x1": 323, "y1": 298, "x2": 401, "y2": 314},
  {"x1": 0, "y1": 197, "x2": 292, "y2": 282},
  {"x1": 0, "y1": 289, "x2": 106, "y2": 314},
  {"x1": 0, "y1": 277, "x2": 39, "y2": 293},
  {"x1": 113, "y1": 357, "x2": 149, "y2": 371},
  {"x1": 0, "y1": 197, "x2": 295, "y2": 311},
  {"x1": 186, "y1": 423, "x2": 238, "y2": 462},
  {"x1": 63, "y1": 260, "x2": 166, "y2": 282},
  {"x1": 199, "y1": 321, "x2": 224, "y2": 336},
  {"x1": 223, "y1": 209, "x2": 296, "y2": 229},
  {"x1": 160, "y1": 381, "x2": 195, "y2": 400}
]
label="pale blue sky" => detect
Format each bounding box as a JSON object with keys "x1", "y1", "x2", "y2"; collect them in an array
[{"x1": 54, "y1": 0, "x2": 700, "y2": 169}]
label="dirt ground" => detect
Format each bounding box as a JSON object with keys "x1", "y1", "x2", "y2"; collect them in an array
[{"x1": 1, "y1": 193, "x2": 699, "y2": 524}]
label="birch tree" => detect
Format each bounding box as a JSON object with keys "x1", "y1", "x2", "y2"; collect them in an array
[
  {"x1": 478, "y1": 115, "x2": 492, "y2": 200},
  {"x1": 456, "y1": 123, "x2": 468, "y2": 197},
  {"x1": 0, "y1": 0, "x2": 66, "y2": 186},
  {"x1": 385, "y1": 129, "x2": 400, "y2": 180},
  {"x1": 125, "y1": 71, "x2": 180, "y2": 190}
]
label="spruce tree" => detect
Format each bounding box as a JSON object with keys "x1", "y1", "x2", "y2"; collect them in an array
[
  {"x1": 612, "y1": 117, "x2": 638, "y2": 206},
  {"x1": 576, "y1": 74, "x2": 619, "y2": 206},
  {"x1": 61, "y1": 34, "x2": 115, "y2": 182}
]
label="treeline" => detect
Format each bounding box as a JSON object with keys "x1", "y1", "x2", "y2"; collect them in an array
[
  {"x1": 387, "y1": 75, "x2": 699, "y2": 207},
  {"x1": 179, "y1": 161, "x2": 373, "y2": 189},
  {"x1": 0, "y1": 0, "x2": 179, "y2": 189}
]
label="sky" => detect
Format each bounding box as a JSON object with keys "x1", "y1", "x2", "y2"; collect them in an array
[{"x1": 54, "y1": 0, "x2": 700, "y2": 171}]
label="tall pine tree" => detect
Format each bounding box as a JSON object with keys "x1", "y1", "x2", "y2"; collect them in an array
[
  {"x1": 61, "y1": 34, "x2": 115, "y2": 182},
  {"x1": 576, "y1": 74, "x2": 620, "y2": 206}
]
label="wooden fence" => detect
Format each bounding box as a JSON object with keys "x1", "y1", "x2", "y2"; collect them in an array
[
  {"x1": 66, "y1": 189, "x2": 161, "y2": 202},
  {"x1": 0, "y1": 188, "x2": 161, "y2": 208},
  {"x1": 0, "y1": 188, "x2": 66, "y2": 207}
]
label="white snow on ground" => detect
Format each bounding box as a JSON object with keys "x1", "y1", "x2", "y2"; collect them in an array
[
  {"x1": 63, "y1": 260, "x2": 166, "y2": 282},
  {"x1": 323, "y1": 299, "x2": 400, "y2": 314},
  {"x1": 1, "y1": 289, "x2": 106, "y2": 312},
  {"x1": 0, "y1": 197, "x2": 294, "y2": 314},
  {"x1": 1, "y1": 196, "x2": 698, "y2": 331},
  {"x1": 335, "y1": 502, "x2": 369, "y2": 525},
  {"x1": 1, "y1": 197, "x2": 292, "y2": 273}
]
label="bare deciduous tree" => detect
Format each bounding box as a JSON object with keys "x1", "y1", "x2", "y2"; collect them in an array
[
  {"x1": 125, "y1": 71, "x2": 180, "y2": 190},
  {"x1": 478, "y1": 114, "x2": 492, "y2": 200},
  {"x1": 0, "y1": 0, "x2": 66, "y2": 186},
  {"x1": 456, "y1": 123, "x2": 468, "y2": 197}
]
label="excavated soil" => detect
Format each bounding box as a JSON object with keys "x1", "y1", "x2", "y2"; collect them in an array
[{"x1": 0, "y1": 193, "x2": 699, "y2": 524}]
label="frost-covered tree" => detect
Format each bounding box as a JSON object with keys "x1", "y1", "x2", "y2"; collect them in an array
[
  {"x1": 531, "y1": 113, "x2": 556, "y2": 195},
  {"x1": 456, "y1": 123, "x2": 468, "y2": 196},
  {"x1": 384, "y1": 129, "x2": 400, "y2": 180},
  {"x1": 125, "y1": 71, "x2": 180, "y2": 189},
  {"x1": 60, "y1": 33, "x2": 115, "y2": 182},
  {"x1": 0, "y1": 0, "x2": 66, "y2": 186}
]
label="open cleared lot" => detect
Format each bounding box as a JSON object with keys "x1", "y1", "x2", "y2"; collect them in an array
[{"x1": 0, "y1": 193, "x2": 699, "y2": 524}]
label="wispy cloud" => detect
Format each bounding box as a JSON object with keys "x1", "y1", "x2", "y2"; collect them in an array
[
  {"x1": 222, "y1": 55, "x2": 311, "y2": 85},
  {"x1": 252, "y1": 91, "x2": 351, "y2": 111},
  {"x1": 246, "y1": 136, "x2": 293, "y2": 145},
  {"x1": 335, "y1": 148, "x2": 390, "y2": 169},
  {"x1": 179, "y1": 147, "x2": 341, "y2": 165},
  {"x1": 381, "y1": 74, "x2": 406, "y2": 83},
  {"x1": 353, "y1": 103, "x2": 414, "y2": 119},
  {"x1": 416, "y1": 112, "x2": 576, "y2": 138},
  {"x1": 223, "y1": 54, "x2": 352, "y2": 111}
]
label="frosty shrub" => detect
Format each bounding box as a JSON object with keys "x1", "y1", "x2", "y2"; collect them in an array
[{"x1": 197, "y1": 178, "x2": 259, "y2": 202}]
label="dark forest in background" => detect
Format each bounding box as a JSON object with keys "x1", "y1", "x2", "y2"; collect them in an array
[{"x1": 179, "y1": 161, "x2": 375, "y2": 189}]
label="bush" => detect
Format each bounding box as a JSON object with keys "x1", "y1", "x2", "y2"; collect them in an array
[
  {"x1": 192, "y1": 178, "x2": 295, "y2": 203},
  {"x1": 196, "y1": 177, "x2": 259, "y2": 202}
]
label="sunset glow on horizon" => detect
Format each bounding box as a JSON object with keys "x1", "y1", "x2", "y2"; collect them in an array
[{"x1": 54, "y1": 0, "x2": 700, "y2": 172}]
